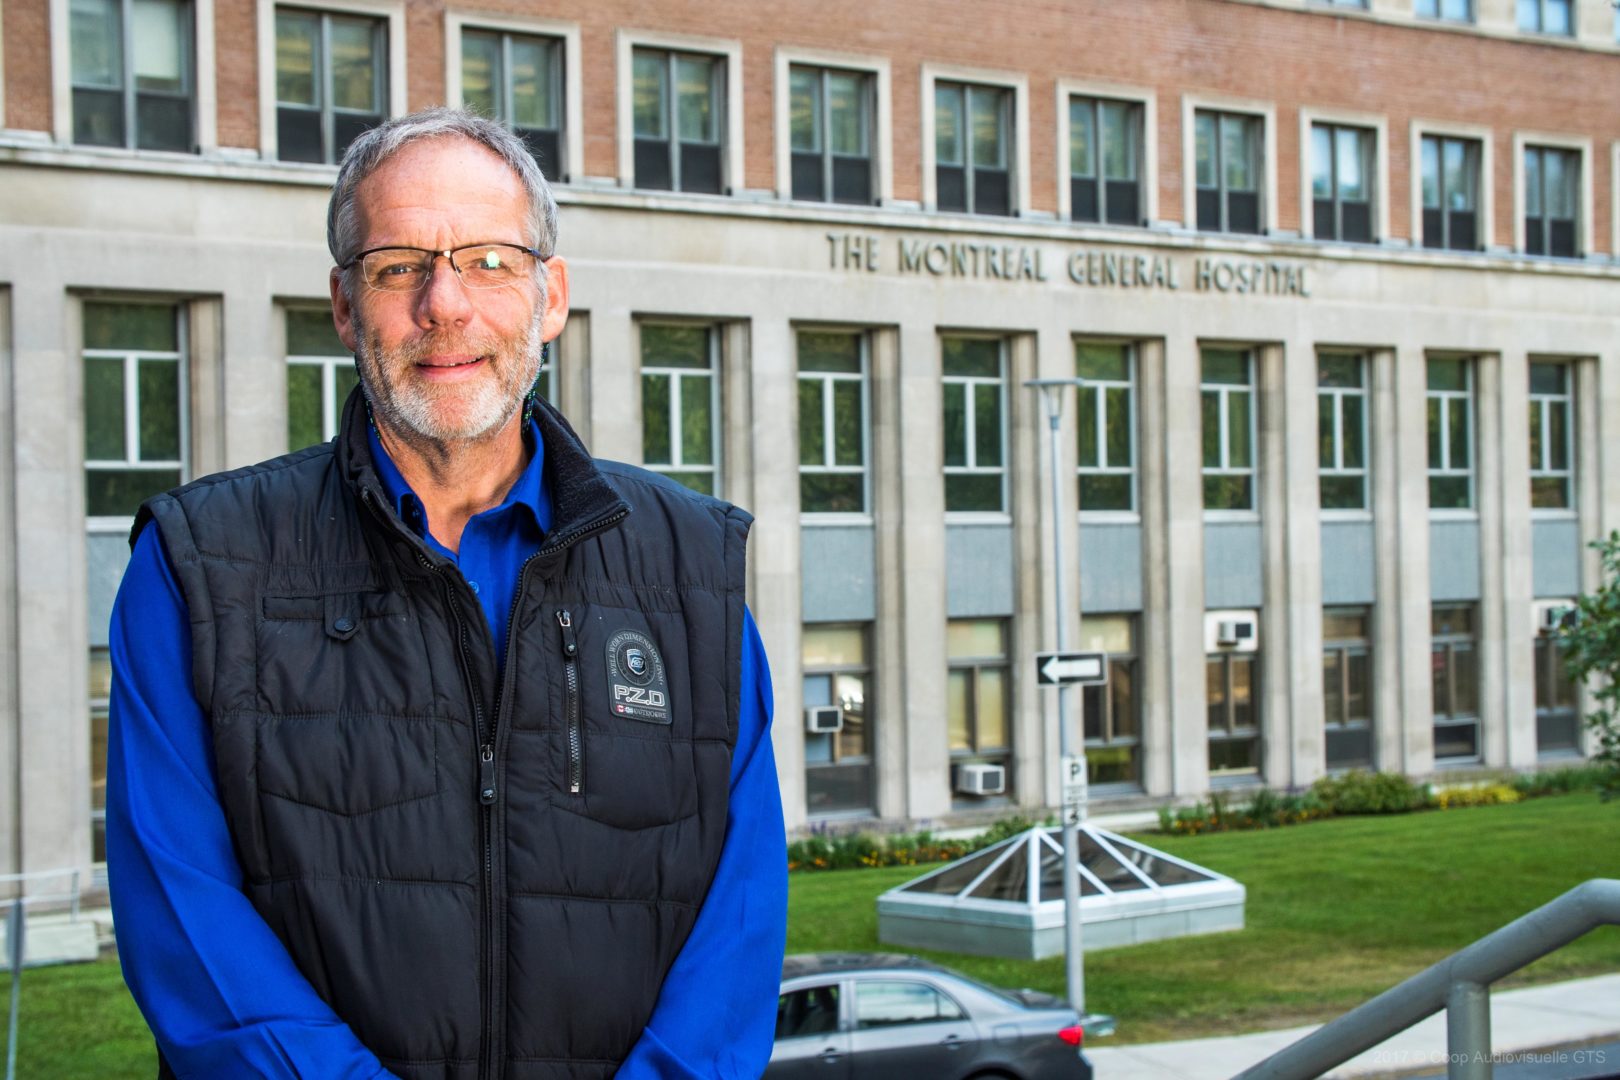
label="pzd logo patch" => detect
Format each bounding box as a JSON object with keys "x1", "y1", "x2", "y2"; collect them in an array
[{"x1": 605, "y1": 629, "x2": 671, "y2": 724}]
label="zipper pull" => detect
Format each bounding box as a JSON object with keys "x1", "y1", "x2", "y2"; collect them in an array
[
  {"x1": 556, "y1": 609, "x2": 577, "y2": 656},
  {"x1": 478, "y1": 743, "x2": 497, "y2": 805}
]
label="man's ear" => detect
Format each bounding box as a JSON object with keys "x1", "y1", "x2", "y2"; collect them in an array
[
  {"x1": 330, "y1": 268, "x2": 359, "y2": 353},
  {"x1": 540, "y1": 255, "x2": 570, "y2": 343}
]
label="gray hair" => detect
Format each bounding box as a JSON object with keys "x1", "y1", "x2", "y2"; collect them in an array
[{"x1": 327, "y1": 107, "x2": 560, "y2": 292}]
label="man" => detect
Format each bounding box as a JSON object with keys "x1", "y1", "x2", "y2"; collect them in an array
[{"x1": 106, "y1": 107, "x2": 787, "y2": 1079}]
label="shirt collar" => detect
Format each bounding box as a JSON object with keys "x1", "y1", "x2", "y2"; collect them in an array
[{"x1": 365, "y1": 416, "x2": 552, "y2": 539}]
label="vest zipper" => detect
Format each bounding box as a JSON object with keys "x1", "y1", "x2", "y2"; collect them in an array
[{"x1": 556, "y1": 609, "x2": 582, "y2": 793}]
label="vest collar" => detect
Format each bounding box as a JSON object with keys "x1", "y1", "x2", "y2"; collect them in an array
[{"x1": 336, "y1": 387, "x2": 630, "y2": 558}]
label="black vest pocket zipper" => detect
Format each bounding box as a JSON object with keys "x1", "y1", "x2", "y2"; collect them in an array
[{"x1": 557, "y1": 609, "x2": 582, "y2": 794}]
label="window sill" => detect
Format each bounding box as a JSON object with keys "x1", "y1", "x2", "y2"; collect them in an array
[
  {"x1": 1529, "y1": 508, "x2": 1579, "y2": 521},
  {"x1": 801, "y1": 513, "x2": 875, "y2": 527},
  {"x1": 1428, "y1": 508, "x2": 1480, "y2": 522},
  {"x1": 1320, "y1": 508, "x2": 1374, "y2": 523},
  {"x1": 946, "y1": 512, "x2": 1013, "y2": 526},
  {"x1": 1079, "y1": 511, "x2": 1141, "y2": 525},
  {"x1": 1203, "y1": 510, "x2": 1262, "y2": 524}
]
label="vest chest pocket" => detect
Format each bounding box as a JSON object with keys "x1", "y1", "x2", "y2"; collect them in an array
[
  {"x1": 257, "y1": 589, "x2": 427, "y2": 716},
  {"x1": 552, "y1": 606, "x2": 699, "y2": 829}
]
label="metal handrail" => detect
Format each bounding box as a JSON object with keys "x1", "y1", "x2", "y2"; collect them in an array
[{"x1": 1233, "y1": 878, "x2": 1620, "y2": 1080}]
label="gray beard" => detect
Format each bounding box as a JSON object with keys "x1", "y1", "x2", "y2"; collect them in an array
[{"x1": 353, "y1": 307, "x2": 544, "y2": 445}]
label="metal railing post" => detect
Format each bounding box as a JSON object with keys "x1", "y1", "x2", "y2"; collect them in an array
[
  {"x1": 5, "y1": 898, "x2": 23, "y2": 1080},
  {"x1": 1446, "y1": 980, "x2": 1491, "y2": 1080}
]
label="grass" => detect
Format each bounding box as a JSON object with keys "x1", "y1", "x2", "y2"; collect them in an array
[
  {"x1": 2, "y1": 793, "x2": 1615, "y2": 1072},
  {"x1": 787, "y1": 792, "x2": 1620, "y2": 1045}
]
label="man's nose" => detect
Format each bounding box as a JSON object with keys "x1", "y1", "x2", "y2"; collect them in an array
[{"x1": 413, "y1": 252, "x2": 474, "y2": 327}]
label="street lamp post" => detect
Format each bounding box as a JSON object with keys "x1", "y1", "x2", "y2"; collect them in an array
[{"x1": 1026, "y1": 376, "x2": 1088, "y2": 1015}]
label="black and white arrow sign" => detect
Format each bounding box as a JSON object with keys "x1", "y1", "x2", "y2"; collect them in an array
[{"x1": 1035, "y1": 651, "x2": 1108, "y2": 686}]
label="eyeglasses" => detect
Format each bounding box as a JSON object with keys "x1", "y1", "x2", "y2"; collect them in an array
[{"x1": 342, "y1": 243, "x2": 545, "y2": 293}]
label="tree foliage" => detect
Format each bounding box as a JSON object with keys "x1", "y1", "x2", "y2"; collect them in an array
[{"x1": 1554, "y1": 531, "x2": 1620, "y2": 800}]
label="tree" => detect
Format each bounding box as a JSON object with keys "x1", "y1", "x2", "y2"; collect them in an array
[{"x1": 1554, "y1": 531, "x2": 1620, "y2": 800}]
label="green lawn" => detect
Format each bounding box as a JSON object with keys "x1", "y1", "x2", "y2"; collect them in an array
[
  {"x1": 3, "y1": 793, "x2": 1616, "y2": 1073},
  {"x1": 788, "y1": 793, "x2": 1620, "y2": 1045}
]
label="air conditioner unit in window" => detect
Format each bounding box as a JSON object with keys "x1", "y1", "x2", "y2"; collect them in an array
[
  {"x1": 955, "y1": 763, "x2": 1007, "y2": 796},
  {"x1": 804, "y1": 706, "x2": 844, "y2": 734},
  {"x1": 1539, "y1": 604, "x2": 1575, "y2": 635},
  {"x1": 1216, "y1": 617, "x2": 1256, "y2": 646}
]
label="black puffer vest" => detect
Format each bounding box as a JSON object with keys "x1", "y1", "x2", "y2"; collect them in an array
[{"x1": 133, "y1": 392, "x2": 750, "y2": 1080}]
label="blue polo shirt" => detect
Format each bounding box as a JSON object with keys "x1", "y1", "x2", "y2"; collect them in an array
[{"x1": 106, "y1": 422, "x2": 787, "y2": 1079}]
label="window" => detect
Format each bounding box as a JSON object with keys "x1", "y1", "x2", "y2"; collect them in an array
[
  {"x1": 1524, "y1": 146, "x2": 1579, "y2": 258},
  {"x1": 1421, "y1": 135, "x2": 1482, "y2": 251},
  {"x1": 90, "y1": 646, "x2": 111, "y2": 862},
  {"x1": 1318, "y1": 354, "x2": 1368, "y2": 510},
  {"x1": 1529, "y1": 362, "x2": 1573, "y2": 510},
  {"x1": 776, "y1": 985, "x2": 840, "y2": 1041},
  {"x1": 947, "y1": 619, "x2": 1012, "y2": 805},
  {"x1": 640, "y1": 324, "x2": 720, "y2": 496},
  {"x1": 854, "y1": 982, "x2": 963, "y2": 1028},
  {"x1": 1311, "y1": 123, "x2": 1374, "y2": 243},
  {"x1": 935, "y1": 81, "x2": 1011, "y2": 216},
  {"x1": 789, "y1": 65, "x2": 873, "y2": 204},
  {"x1": 84, "y1": 301, "x2": 186, "y2": 518},
  {"x1": 941, "y1": 338, "x2": 1005, "y2": 512},
  {"x1": 462, "y1": 29, "x2": 564, "y2": 177},
  {"x1": 286, "y1": 308, "x2": 357, "y2": 450},
  {"x1": 633, "y1": 48, "x2": 724, "y2": 194},
  {"x1": 1427, "y1": 358, "x2": 1473, "y2": 510},
  {"x1": 1207, "y1": 649, "x2": 1261, "y2": 779},
  {"x1": 1323, "y1": 609, "x2": 1374, "y2": 770},
  {"x1": 276, "y1": 7, "x2": 386, "y2": 164},
  {"x1": 1416, "y1": 0, "x2": 1472, "y2": 20},
  {"x1": 1195, "y1": 110, "x2": 1262, "y2": 234},
  {"x1": 798, "y1": 331, "x2": 867, "y2": 514},
  {"x1": 70, "y1": 0, "x2": 194, "y2": 151},
  {"x1": 1431, "y1": 605, "x2": 1479, "y2": 762},
  {"x1": 1535, "y1": 616, "x2": 1580, "y2": 756},
  {"x1": 1201, "y1": 347, "x2": 1255, "y2": 511},
  {"x1": 1081, "y1": 615, "x2": 1140, "y2": 787},
  {"x1": 1076, "y1": 342, "x2": 1135, "y2": 512},
  {"x1": 1070, "y1": 96, "x2": 1143, "y2": 226},
  {"x1": 803, "y1": 624, "x2": 873, "y2": 816},
  {"x1": 1517, "y1": 0, "x2": 1573, "y2": 34}
]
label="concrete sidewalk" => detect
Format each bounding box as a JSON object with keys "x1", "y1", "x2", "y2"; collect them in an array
[{"x1": 1085, "y1": 972, "x2": 1620, "y2": 1079}]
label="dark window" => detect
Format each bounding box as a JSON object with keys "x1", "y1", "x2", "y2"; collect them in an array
[
  {"x1": 941, "y1": 338, "x2": 1006, "y2": 512},
  {"x1": 1318, "y1": 353, "x2": 1368, "y2": 510},
  {"x1": 1528, "y1": 362, "x2": 1573, "y2": 509},
  {"x1": 803, "y1": 625, "x2": 873, "y2": 817},
  {"x1": 1082, "y1": 616, "x2": 1141, "y2": 787},
  {"x1": 789, "y1": 65, "x2": 874, "y2": 205},
  {"x1": 798, "y1": 331, "x2": 867, "y2": 514},
  {"x1": 461, "y1": 29, "x2": 565, "y2": 179},
  {"x1": 1201, "y1": 347, "x2": 1256, "y2": 511},
  {"x1": 1207, "y1": 649, "x2": 1261, "y2": 779},
  {"x1": 83, "y1": 301, "x2": 186, "y2": 518},
  {"x1": 276, "y1": 7, "x2": 386, "y2": 164},
  {"x1": 776, "y1": 985, "x2": 840, "y2": 1040},
  {"x1": 1524, "y1": 145, "x2": 1579, "y2": 258},
  {"x1": 1426, "y1": 358, "x2": 1474, "y2": 510},
  {"x1": 1311, "y1": 123, "x2": 1374, "y2": 243},
  {"x1": 70, "y1": 0, "x2": 195, "y2": 152},
  {"x1": 1432, "y1": 605, "x2": 1480, "y2": 762},
  {"x1": 285, "y1": 307, "x2": 356, "y2": 451},
  {"x1": 854, "y1": 982, "x2": 964, "y2": 1028},
  {"x1": 1535, "y1": 620, "x2": 1581, "y2": 756},
  {"x1": 1323, "y1": 609, "x2": 1374, "y2": 770},
  {"x1": 633, "y1": 47, "x2": 724, "y2": 194},
  {"x1": 1070, "y1": 96, "x2": 1143, "y2": 226},
  {"x1": 1194, "y1": 109, "x2": 1263, "y2": 234},
  {"x1": 935, "y1": 81, "x2": 1012, "y2": 216},
  {"x1": 1075, "y1": 342, "x2": 1135, "y2": 512},
  {"x1": 947, "y1": 619, "x2": 1012, "y2": 806},
  {"x1": 639, "y1": 324, "x2": 720, "y2": 496},
  {"x1": 1421, "y1": 135, "x2": 1481, "y2": 252}
]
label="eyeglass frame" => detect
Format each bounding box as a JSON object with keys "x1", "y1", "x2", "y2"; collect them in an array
[{"x1": 339, "y1": 242, "x2": 550, "y2": 293}]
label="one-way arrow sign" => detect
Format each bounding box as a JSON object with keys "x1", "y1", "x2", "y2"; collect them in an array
[{"x1": 1036, "y1": 651, "x2": 1109, "y2": 687}]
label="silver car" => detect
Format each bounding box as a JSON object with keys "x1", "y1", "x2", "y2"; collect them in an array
[{"x1": 768, "y1": 953, "x2": 1093, "y2": 1080}]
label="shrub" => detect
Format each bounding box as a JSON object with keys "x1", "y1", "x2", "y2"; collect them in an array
[
  {"x1": 1511, "y1": 765, "x2": 1610, "y2": 799},
  {"x1": 1311, "y1": 770, "x2": 1430, "y2": 815},
  {"x1": 1434, "y1": 783, "x2": 1521, "y2": 810}
]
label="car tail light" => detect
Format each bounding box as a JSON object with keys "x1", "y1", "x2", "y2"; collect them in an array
[{"x1": 1057, "y1": 1024, "x2": 1084, "y2": 1047}]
